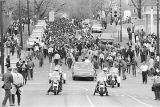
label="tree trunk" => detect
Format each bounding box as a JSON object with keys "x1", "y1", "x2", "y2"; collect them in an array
[
  {"x1": 138, "y1": 8, "x2": 142, "y2": 19},
  {"x1": 138, "y1": 0, "x2": 142, "y2": 19}
]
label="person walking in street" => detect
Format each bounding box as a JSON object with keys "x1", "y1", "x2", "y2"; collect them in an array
[
  {"x1": 21, "y1": 61, "x2": 28, "y2": 85},
  {"x1": 5, "y1": 55, "x2": 10, "y2": 69},
  {"x1": 120, "y1": 59, "x2": 127, "y2": 80},
  {"x1": 11, "y1": 68, "x2": 24, "y2": 106},
  {"x1": 48, "y1": 46, "x2": 53, "y2": 63},
  {"x1": 140, "y1": 61, "x2": 148, "y2": 84},
  {"x1": 131, "y1": 57, "x2": 137, "y2": 77},
  {"x1": 53, "y1": 51, "x2": 61, "y2": 66},
  {"x1": 17, "y1": 45, "x2": 22, "y2": 59},
  {"x1": 16, "y1": 59, "x2": 22, "y2": 74},
  {"x1": 126, "y1": 58, "x2": 131, "y2": 74},
  {"x1": 39, "y1": 51, "x2": 44, "y2": 67},
  {"x1": 1, "y1": 68, "x2": 13, "y2": 107},
  {"x1": 99, "y1": 52, "x2": 104, "y2": 70},
  {"x1": 27, "y1": 59, "x2": 35, "y2": 80},
  {"x1": 152, "y1": 70, "x2": 160, "y2": 100}
]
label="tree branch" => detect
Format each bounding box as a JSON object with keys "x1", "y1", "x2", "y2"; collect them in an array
[{"x1": 130, "y1": 0, "x2": 138, "y2": 9}]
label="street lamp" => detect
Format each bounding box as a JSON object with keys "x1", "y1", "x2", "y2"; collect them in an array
[{"x1": 0, "y1": 0, "x2": 5, "y2": 74}]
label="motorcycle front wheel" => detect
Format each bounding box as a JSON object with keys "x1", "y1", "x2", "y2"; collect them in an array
[{"x1": 54, "y1": 86, "x2": 57, "y2": 95}]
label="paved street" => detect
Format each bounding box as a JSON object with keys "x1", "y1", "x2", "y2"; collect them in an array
[{"x1": 0, "y1": 57, "x2": 159, "y2": 107}]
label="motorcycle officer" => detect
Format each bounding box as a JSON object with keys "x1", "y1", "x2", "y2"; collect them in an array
[
  {"x1": 47, "y1": 67, "x2": 61, "y2": 95},
  {"x1": 93, "y1": 67, "x2": 109, "y2": 96}
]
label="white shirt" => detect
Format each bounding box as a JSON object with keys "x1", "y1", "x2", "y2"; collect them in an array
[
  {"x1": 99, "y1": 53, "x2": 104, "y2": 59},
  {"x1": 149, "y1": 58, "x2": 154, "y2": 69},
  {"x1": 112, "y1": 51, "x2": 116, "y2": 56},
  {"x1": 150, "y1": 46, "x2": 154, "y2": 52},
  {"x1": 48, "y1": 47, "x2": 53, "y2": 53},
  {"x1": 140, "y1": 65, "x2": 148, "y2": 71},
  {"x1": 85, "y1": 59, "x2": 91, "y2": 63},
  {"x1": 54, "y1": 53, "x2": 60, "y2": 59},
  {"x1": 34, "y1": 46, "x2": 39, "y2": 51},
  {"x1": 11, "y1": 72, "x2": 23, "y2": 85},
  {"x1": 156, "y1": 56, "x2": 160, "y2": 62}
]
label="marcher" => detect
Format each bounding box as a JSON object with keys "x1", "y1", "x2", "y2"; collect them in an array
[
  {"x1": 140, "y1": 61, "x2": 148, "y2": 84},
  {"x1": 131, "y1": 57, "x2": 137, "y2": 77},
  {"x1": 16, "y1": 59, "x2": 22, "y2": 74},
  {"x1": 152, "y1": 70, "x2": 160, "y2": 100},
  {"x1": 99, "y1": 52, "x2": 104, "y2": 70},
  {"x1": 120, "y1": 59, "x2": 127, "y2": 80},
  {"x1": 1, "y1": 68, "x2": 13, "y2": 107},
  {"x1": 5, "y1": 55, "x2": 10, "y2": 69},
  {"x1": 11, "y1": 68, "x2": 24, "y2": 106},
  {"x1": 27, "y1": 59, "x2": 35, "y2": 80},
  {"x1": 53, "y1": 52, "x2": 61, "y2": 66}
]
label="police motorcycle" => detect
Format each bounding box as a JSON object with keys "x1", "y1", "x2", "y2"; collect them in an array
[
  {"x1": 106, "y1": 67, "x2": 121, "y2": 88},
  {"x1": 93, "y1": 68, "x2": 109, "y2": 96},
  {"x1": 48, "y1": 67, "x2": 62, "y2": 95}
]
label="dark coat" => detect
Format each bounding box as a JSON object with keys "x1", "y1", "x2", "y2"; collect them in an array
[
  {"x1": 2, "y1": 72, "x2": 13, "y2": 90},
  {"x1": 6, "y1": 57, "x2": 10, "y2": 68}
]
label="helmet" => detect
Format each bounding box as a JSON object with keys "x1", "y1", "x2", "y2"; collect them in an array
[
  {"x1": 54, "y1": 67, "x2": 59, "y2": 71},
  {"x1": 103, "y1": 67, "x2": 107, "y2": 71}
]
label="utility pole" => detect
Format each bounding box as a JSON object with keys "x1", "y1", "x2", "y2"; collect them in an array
[
  {"x1": 89, "y1": 0, "x2": 92, "y2": 19},
  {"x1": 139, "y1": 0, "x2": 142, "y2": 19},
  {"x1": 27, "y1": 0, "x2": 30, "y2": 36},
  {"x1": 19, "y1": 0, "x2": 23, "y2": 48},
  {"x1": 0, "y1": 0, "x2": 5, "y2": 74},
  {"x1": 120, "y1": 0, "x2": 122, "y2": 42},
  {"x1": 157, "y1": 0, "x2": 159, "y2": 55}
]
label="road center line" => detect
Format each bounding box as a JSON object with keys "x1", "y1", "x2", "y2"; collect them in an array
[
  {"x1": 127, "y1": 95, "x2": 153, "y2": 107},
  {"x1": 67, "y1": 85, "x2": 95, "y2": 107},
  {"x1": 86, "y1": 95, "x2": 95, "y2": 107}
]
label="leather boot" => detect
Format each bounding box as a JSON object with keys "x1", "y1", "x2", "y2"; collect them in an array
[{"x1": 154, "y1": 91, "x2": 158, "y2": 100}]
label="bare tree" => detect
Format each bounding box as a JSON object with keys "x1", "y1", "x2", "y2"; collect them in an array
[
  {"x1": 34, "y1": 0, "x2": 66, "y2": 19},
  {"x1": 130, "y1": 0, "x2": 146, "y2": 19}
]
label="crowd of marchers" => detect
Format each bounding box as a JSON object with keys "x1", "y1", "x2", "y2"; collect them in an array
[
  {"x1": 1, "y1": 18, "x2": 160, "y2": 107},
  {"x1": 127, "y1": 23, "x2": 160, "y2": 100}
]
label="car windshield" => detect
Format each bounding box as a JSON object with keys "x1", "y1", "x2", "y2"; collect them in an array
[
  {"x1": 74, "y1": 62, "x2": 93, "y2": 69},
  {"x1": 93, "y1": 24, "x2": 101, "y2": 27}
]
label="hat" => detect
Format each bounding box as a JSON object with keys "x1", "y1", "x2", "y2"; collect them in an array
[{"x1": 103, "y1": 67, "x2": 107, "y2": 71}]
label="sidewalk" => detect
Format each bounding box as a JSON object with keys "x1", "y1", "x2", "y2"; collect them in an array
[{"x1": 0, "y1": 50, "x2": 27, "y2": 74}]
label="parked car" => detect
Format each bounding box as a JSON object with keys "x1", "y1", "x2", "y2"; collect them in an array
[{"x1": 72, "y1": 62, "x2": 95, "y2": 81}]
